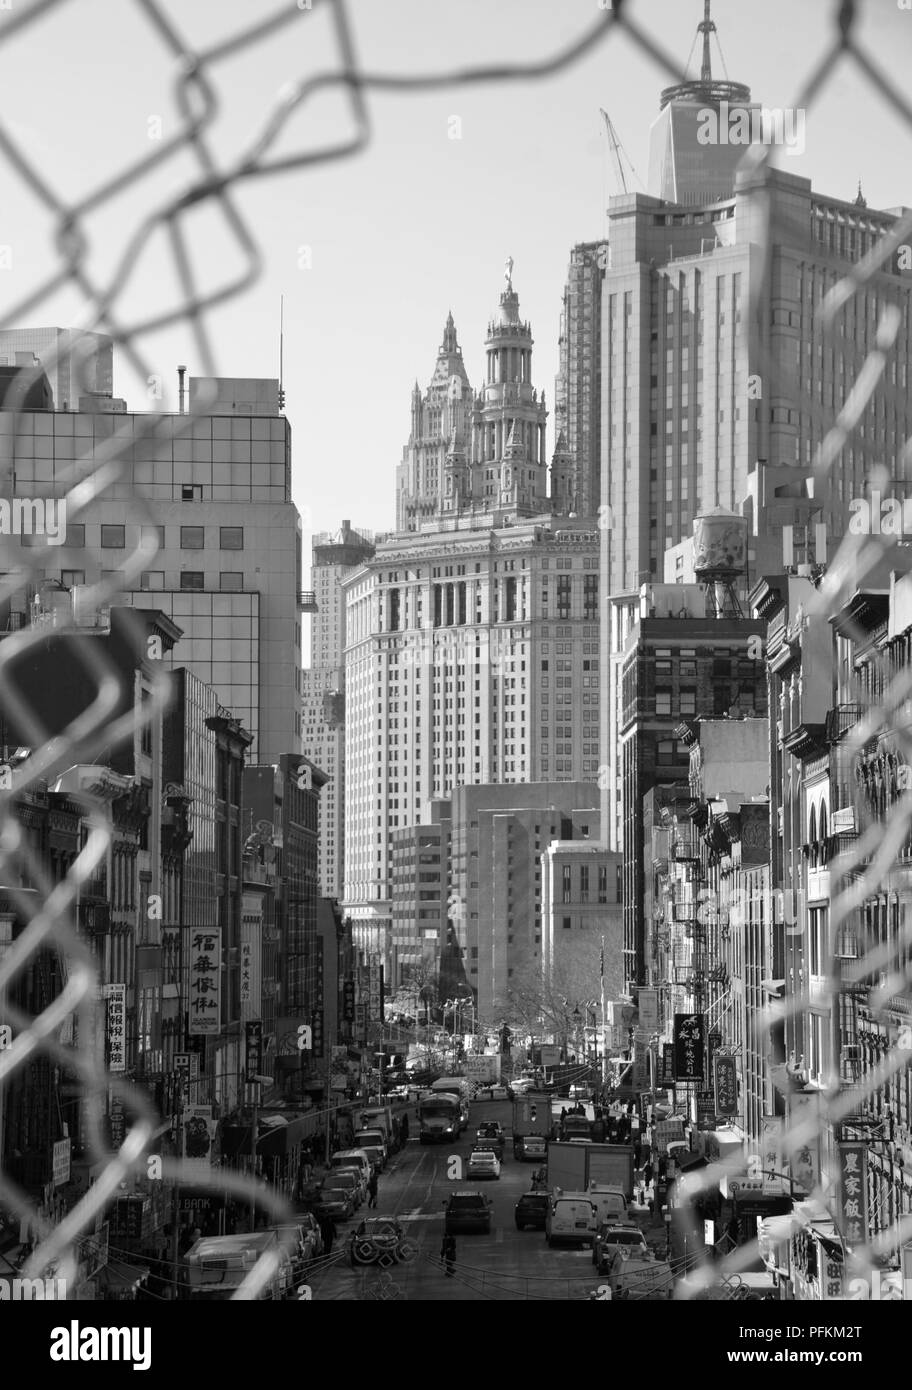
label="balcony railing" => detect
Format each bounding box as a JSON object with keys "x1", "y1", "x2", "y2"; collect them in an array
[{"x1": 826, "y1": 703, "x2": 862, "y2": 743}]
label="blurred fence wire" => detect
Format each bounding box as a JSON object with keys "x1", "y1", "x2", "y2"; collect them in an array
[{"x1": 0, "y1": 0, "x2": 911, "y2": 1300}]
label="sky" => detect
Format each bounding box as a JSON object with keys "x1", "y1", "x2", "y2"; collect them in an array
[{"x1": 1, "y1": 0, "x2": 911, "y2": 583}]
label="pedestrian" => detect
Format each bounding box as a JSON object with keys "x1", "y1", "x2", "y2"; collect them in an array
[
  {"x1": 643, "y1": 1161, "x2": 654, "y2": 1188},
  {"x1": 400, "y1": 1113, "x2": 409, "y2": 1143},
  {"x1": 440, "y1": 1233, "x2": 456, "y2": 1277},
  {"x1": 318, "y1": 1212, "x2": 335, "y2": 1255},
  {"x1": 367, "y1": 1171, "x2": 379, "y2": 1209}
]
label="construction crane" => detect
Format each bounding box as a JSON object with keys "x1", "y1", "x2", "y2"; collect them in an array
[{"x1": 599, "y1": 109, "x2": 640, "y2": 197}]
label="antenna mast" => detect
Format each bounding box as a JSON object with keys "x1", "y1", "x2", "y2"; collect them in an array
[
  {"x1": 699, "y1": 0, "x2": 715, "y2": 86},
  {"x1": 278, "y1": 294, "x2": 286, "y2": 411}
]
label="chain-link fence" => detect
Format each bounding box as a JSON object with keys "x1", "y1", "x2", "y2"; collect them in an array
[{"x1": 1, "y1": 0, "x2": 911, "y2": 1301}]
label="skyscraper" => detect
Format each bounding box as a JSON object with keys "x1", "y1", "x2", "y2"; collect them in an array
[
  {"x1": 300, "y1": 519, "x2": 375, "y2": 896},
  {"x1": 344, "y1": 271, "x2": 600, "y2": 983},
  {"x1": 553, "y1": 241, "x2": 606, "y2": 519}
]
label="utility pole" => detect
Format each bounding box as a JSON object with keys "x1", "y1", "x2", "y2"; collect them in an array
[
  {"x1": 170, "y1": 1066, "x2": 185, "y2": 1299},
  {"x1": 249, "y1": 1080, "x2": 259, "y2": 1231}
]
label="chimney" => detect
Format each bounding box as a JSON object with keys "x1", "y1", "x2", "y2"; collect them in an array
[{"x1": 177, "y1": 365, "x2": 187, "y2": 414}]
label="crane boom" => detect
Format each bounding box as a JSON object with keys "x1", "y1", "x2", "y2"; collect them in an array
[{"x1": 600, "y1": 109, "x2": 629, "y2": 196}]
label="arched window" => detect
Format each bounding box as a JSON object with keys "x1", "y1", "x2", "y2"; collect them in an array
[
  {"x1": 819, "y1": 803, "x2": 828, "y2": 865},
  {"x1": 808, "y1": 804, "x2": 818, "y2": 866}
]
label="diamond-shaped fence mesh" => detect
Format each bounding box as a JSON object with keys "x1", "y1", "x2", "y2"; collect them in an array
[{"x1": 0, "y1": 0, "x2": 910, "y2": 1300}]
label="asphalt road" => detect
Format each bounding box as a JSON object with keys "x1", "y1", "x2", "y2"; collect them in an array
[{"x1": 306, "y1": 1098, "x2": 619, "y2": 1302}]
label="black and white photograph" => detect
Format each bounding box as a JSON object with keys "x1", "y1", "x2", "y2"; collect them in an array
[{"x1": 0, "y1": 0, "x2": 911, "y2": 1358}]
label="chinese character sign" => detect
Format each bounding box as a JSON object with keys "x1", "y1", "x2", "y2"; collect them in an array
[
  {"x1": 760, "y1": 1115, "x2": 785, "y2": 1193},
  {"x1": 240, "y1": 939, "x2": 253, "y2": 1006},
  {"x1": 820, "y1": 1245, "x2": 845, "y2": 1300},
  {"x1": 312, "y1": 1010, "x2": 324, "y2": 1059},
  {"x1": 837, "y1": 1143, "x2": 869, "y2": 1247},
  {"x1": 245, "y1": 1020, "x2": 263, "y2": 1083},
  {"x1": 189, "y1": 930, "x2": 221, "y2": 1037},
  {"x1": 103, "y1": 983, "x2": 126, "y2": 1072},
  {"x1": 661, "y1": 1043, "x2": 675, "y2": 1085},
  {"x1": 713, "y1": 1053, "x2": 738, "y2": 1117},
  {"x1": 673, "y1": 1013, "x2": 705, "y2": 1081},
  {"x1": 183, "y1": 1104, "x2": 215, "y2": 1176},
  {"x1": 342, "y1": 980, "x2": 355, "y2": 1023}
]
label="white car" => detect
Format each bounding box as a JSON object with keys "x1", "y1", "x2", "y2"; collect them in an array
[
  {"x1": 467, "y1": 1150, "x2": 502, "y2": 1181},
  {"x1": 487, "y1": 1085, "x2": 511, "y2": 1101},
  {"x1": 510, "y1": 1079, "x2": 535, "y2": 1095}
]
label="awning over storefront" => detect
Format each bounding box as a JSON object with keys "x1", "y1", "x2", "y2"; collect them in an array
[{"x1": 219, "y1": 1111, "x2": 319, "y2": 1160}]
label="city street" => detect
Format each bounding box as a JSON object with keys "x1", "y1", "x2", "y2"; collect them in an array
[{"x1": 308, "y1": 1100, "x2": 613, "y2": 1301}]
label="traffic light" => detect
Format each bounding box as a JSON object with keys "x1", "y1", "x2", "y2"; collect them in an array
[{"x1": 530, "y1": 1105, "x2": 537, "y2": 1123}]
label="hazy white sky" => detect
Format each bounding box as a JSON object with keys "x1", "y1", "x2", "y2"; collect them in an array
[{"x1": 2, "y1": 0, "x2": 910, "y2": 564}]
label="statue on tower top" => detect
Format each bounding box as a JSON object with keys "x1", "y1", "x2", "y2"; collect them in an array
[{"x1": 504, "y1": 255, "x2": 514, "y2": 290}]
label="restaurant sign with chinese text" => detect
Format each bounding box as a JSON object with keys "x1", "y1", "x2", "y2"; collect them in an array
[{"x1": 189, "y1": 929, "x2": 221, "y2": 1036}]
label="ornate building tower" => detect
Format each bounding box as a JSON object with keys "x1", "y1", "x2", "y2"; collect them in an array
[
  {"x1": 396, "y1": 312, "x2": 473, "y2": 532},
  {"x1": 470, "y1": 260, "x2": 549, "y2": 517}
]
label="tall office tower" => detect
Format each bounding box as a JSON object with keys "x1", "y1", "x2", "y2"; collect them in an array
[
  {"x1": 553, "y1": 242, "x2": 607, "y2": 519},
  {"x1": 344, "y1": 268, "x2": 600, "y2": 981},
  {"x1": 396, "y1": 312, "x2": 474, "y2": 533},
  {"x1": 2, "y1": 368, "x2": 305, "y2": 762},
  {"x1": 599, "y1": 12, "x2": 912, "y2": 863},
  {"x1": 0, "y1": 327, "x2": 114, "y2": 409},
  {"x1": 646, "y1": 1, "x2": 755, "y2": 207},
  {"x1": 301, "y1": 520, "x2": 375, "y2": 896}
]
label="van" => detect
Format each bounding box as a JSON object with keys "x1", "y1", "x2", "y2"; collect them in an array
[
  {"x1": 587, "y1": 1183, "x2": 629, "y2": 1226},
  {"x1": 545, "y1": 1191, "x2": 598, "y2": 1248},
  {"x1": 332, "y1": 1150, "x2": 372, "y2": 1186},
  {"x1": 353, "y1": 1129, "x2": 387, "y2": 1170},
  {"x1": 186, "y1": 1232, "x2": 292, "y2": 1300}
]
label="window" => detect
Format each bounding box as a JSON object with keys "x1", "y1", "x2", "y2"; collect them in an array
[
  {"x1": 181, "y1": 526, "x2": 205, "y2": 549},
  {"x1": 101, "y1": 524, "x2": 125, "y2": 548},
  {"x1": 66, "y1": 523, "x2": 85, "y2": 548},
  {"x1": 181, "y1": 484, "x2": 203, "y2": 501},
  {"x1": 562, "y1": 864, "x2": 572, "y2": 903},
  {"x1": 655, "y1": 688, "x2": 672, "y2": 716},
  {"x1": 141, "y1": 524, "x2": 165, "y2": 549},
  {"x1": 141, "y1": 571, "x2": 164, "y2": 591},
  {"x1": 61, "y1": 569, "x2": 85, "y2": 587},
  {"x1": 220, "y1": 526, "x2": 244, "y2": 550},
  {"x1": 220, "y1": 572, "x2": 243, "y2": 591},
  {"x1": 180, "y1": 571, "x2": 204, "y2": 591},
  {"x1": 563, "y1": 916, "x2": 572, "y2": 931}
]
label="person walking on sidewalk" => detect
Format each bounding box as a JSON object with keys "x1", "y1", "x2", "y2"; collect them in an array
[
  {"x1": 399, "y1": 1113, "x2": 409, "y2": 1144},
  {"x1": 367, "y1": 1171, "x2": 379, "y2": 1209}
]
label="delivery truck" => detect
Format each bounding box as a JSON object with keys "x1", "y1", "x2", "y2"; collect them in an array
[
  {"x1": 547, "y1": 1142, "x2": 635, "y2": 1199},
  {"x1": 512, "y1": 1091, "x2": 554, "y2": 1160}
]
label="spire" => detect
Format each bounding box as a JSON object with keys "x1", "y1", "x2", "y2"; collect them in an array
[
  {"x1": 504, "y1": 421, "x2": 524, "y2": 457},
  {"x1": 552, "y1": 428, "x2": 570, "y2": 458},
  {"x1": 699, "y1": 0, "x2": 715, "y2": 86},
  {"x1": 442, "y1": 311, "x2": 459, "y2": 355},
  {"x1": 853, "y1": 180, "x2": 867, "y2": 208}
]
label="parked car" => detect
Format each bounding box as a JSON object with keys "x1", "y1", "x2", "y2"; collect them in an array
[
  {"x1": 514, "y1": 1192, "x2": 550, "y2": 1231},
  {"x1": 332, "y1": 1166, "x2": 368, "y2": 1206},
  {"x1": 331, "y1": 1150, "x2": 373, "y2": 1188},
  {"x1": 476, "y1": 1121, "x2": 504, "y2": 1142},
  {"x1": 349, "y1": 1218, "x2": 409, "y2": 1267},
  {"x1": 315, "y1": 1186, "x2": 356, "y2": 1222},
  {"x1": 592, "y1": 1222, "x2": 648, "y2": 1271},
  {"x1": 467, "y1": 1149, "x2": 501, "y2": 1181},
  {"x1": 271, "y1": 1220, "x2": 322, "y2": 1268},
  {"x1": 443, "y1": 1191, "x2": 493, "y2": 1235}
]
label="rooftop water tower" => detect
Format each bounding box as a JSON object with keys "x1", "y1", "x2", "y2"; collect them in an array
[{"x1": 692, "y1": 508, "x2": 748, "y2": 617}]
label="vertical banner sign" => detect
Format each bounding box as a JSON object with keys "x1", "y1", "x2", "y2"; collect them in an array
[
  {"x1": 312, "y1": 936, "x2": 324, "y2": 1059},
  {"x1": 245, "y1": 1020, "x2": 263, "y2": 1083},
  {"x1": 819, "y1": 1242, "x2": 845, "y2": 1300},
  {"x1": 342, "y1": 980, "x2": 356, "y2": 1023},
  {"x1": 368, "y1": 960, "x2": 382, "y2": 1023},
  {"x1": 661, "y1": 1042, "x2": 675, "y2": 1086},
  {"x1": 103, "y1": 984, "x2": 126, "y2": 1072},
  {"x1": 638, "y1": 988, "x2": 659, "y2": 1032},
  {"x1": 837, "y1": 1143, "x2": 869, "y2": 1246},
  {"x1": 240, "y1": 937, "x2": 253, "y2": 1007},
  {"x1": 182, "y1": 1105, "x2": 215, "y2": 1177},
  {"x1": 674, "y1": 1013, "x2": 705, "y2": 1081},
  {"x1": 760, "y1": 1115, "x2": 785, "y2": 1193},
  {"x1": 787, "y1": 1091, "x2": 822, "y2": 1194},
  {"x1": 189, "y1": 929, "x2": 221, "y2": 1036},
  {"x1": 713, "y1": 1053, "x2": 738, "y2": 1117}
]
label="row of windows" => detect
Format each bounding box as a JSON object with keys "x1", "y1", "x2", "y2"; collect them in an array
[{"x1": 96, "y1": 524, "x2": 245, "y2": 550}]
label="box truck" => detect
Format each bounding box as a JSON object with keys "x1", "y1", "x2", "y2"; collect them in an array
[
  {"x1": 512, "y1": 1091, "x2": 554, "y2": 1160},
  {"x1": 547, "y1": 1142, "x2": 635, "y2": 1199}
]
